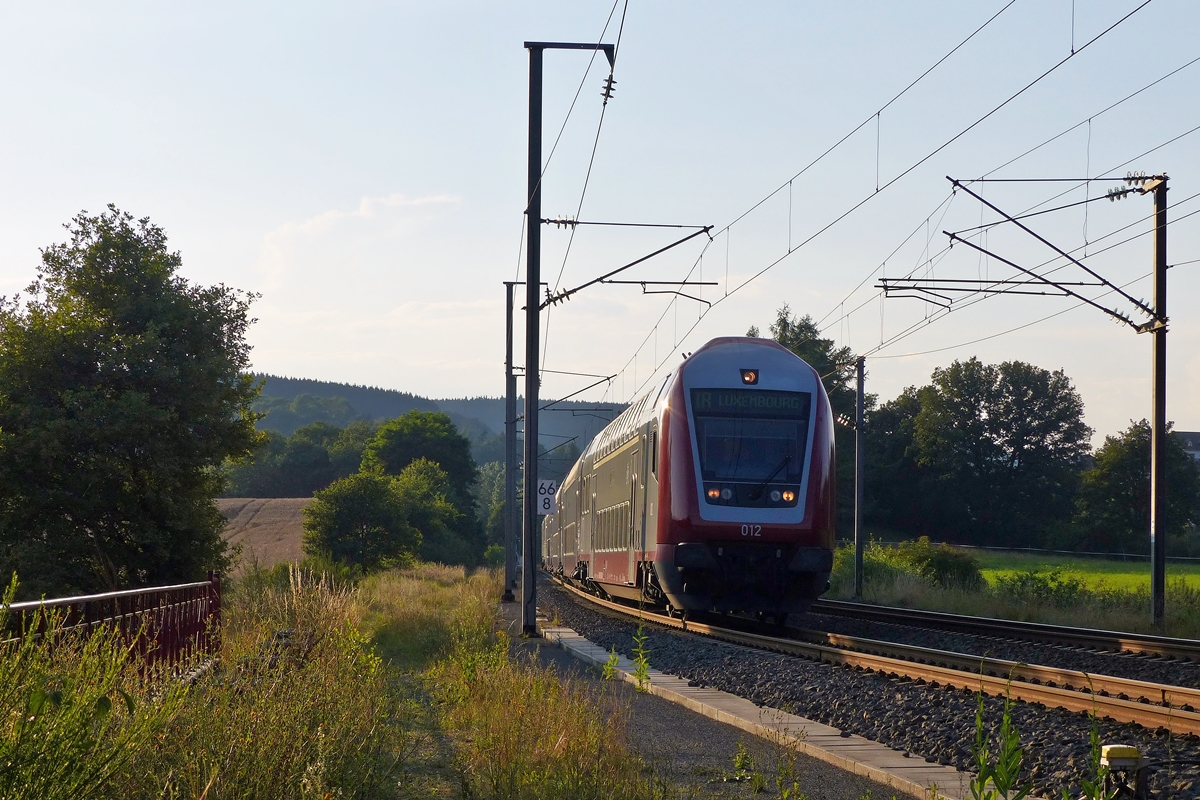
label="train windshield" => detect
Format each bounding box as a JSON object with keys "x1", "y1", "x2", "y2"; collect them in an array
[{"x1": 690, "y1": 389, "x2": 811, "y2": 485}]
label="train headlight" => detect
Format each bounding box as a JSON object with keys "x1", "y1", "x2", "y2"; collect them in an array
[
  {"x1": 720, "y1": 488, "x2": 733, "y2": 500},
  {"x1": 706, "y1": 487, "x2": 721, "y2": 500},
  {"x1": 781, "y1": 490, "x2": 796, "y2": 502},
  {"x1": 770, "y1": 490, "x2": 781, "y2": 502}
]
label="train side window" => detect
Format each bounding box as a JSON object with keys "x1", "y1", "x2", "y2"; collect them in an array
[{"x1": 651, "y1": 430, "x2": 657, "y2": 476}]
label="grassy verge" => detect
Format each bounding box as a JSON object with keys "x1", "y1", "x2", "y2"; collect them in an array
[
  {"x1": 358, "y1": 563, "x2": 684, "y2": 799},
  {"x1": 0, "y1": 564, "x2": 703, "y2": 799},
  {"x1": 829, "y1": 540, "x2": 1200, "y2": 637}
]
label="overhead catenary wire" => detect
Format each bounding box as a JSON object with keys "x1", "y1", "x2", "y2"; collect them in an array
[
  {"x1": 720, "y1": 0, "x2": 1019, "y2": 234},
  {"x1": 607, "y1": 1, "x2": 1153, "y2": 403},
  {"x1": 949, "y1": 178, "x2": 1156, "y2": 318},
  {"x1": 866, "y1": 195, "x2": 1200, "y2": 355},
  {"x1": 644, "y1": 0, "x2": 1155, "y2": 387},
  {"x1": 982, "y1": 53, "x2": 1200, "y2": 180},
  {"x1": 816, "y1": 192, "x2": 959, "y2": 331},
  {"x1": 814, "y1": 51, "x2": 1200, "y2": 332},
  {"x1": 863, "y1": 185, "x2": 1200, "y2": 350},
  {"x1": 815, "y1": 118, "x2": 1200, "y2": 353},
  {"x1": 623, "y1": 178, "x2": 1199, "y2": 405},
  {"x1": 542, "y1": 0, "x2": 631, "y2": 380},
  {"x1": 719, "y1": 0, "x2": 1152, "y2": 300},
  {"x1": 513, "y1": 1, "x2": 624, "y2": 284},
  {"x1": 949, "y1": 191, "x2": 1118, "y2": 236},
  {"x1": 860, "y1": 199, "x2": 1200, "y2": 358},
  {"x1": 869, "y1": 258, "x2": 1179, "y2": 361}
]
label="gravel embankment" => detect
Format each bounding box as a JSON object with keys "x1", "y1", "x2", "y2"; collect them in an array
[
  {"x1": 539, "y1": 583, "x2": 1200, "y2": 799},
  {"x1": 797, "y1": 612, "x2": 1200, "y2": 690}
]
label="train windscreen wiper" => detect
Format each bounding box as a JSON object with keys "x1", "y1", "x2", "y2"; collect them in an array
[{"x1": 748, "y1": 455, "x2": 790, "y2": 500}]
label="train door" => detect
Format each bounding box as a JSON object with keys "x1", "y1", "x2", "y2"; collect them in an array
[
  {"x1": 628, "y1": 447, "x2": 639, "y2": 582},
  {"x1": 586, "y1": 474, "x2": 596, "y2": 556},
  {"x1": 636, "y1": 433, "x2": 649, "y2": 584},
  {"x1": 645, "y1": 425, "x2": 659, "y2": 560},
  {"x1": 574, "y1": 480, "x2": 582, "y2": 556}
]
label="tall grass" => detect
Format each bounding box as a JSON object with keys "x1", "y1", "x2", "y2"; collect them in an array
[
  {"x1": 8, "y1": 559, "x2": 916, "y2": 799},
  {"x1": 0, "y1": 579, "x2": 184, "y2": 800},
  {"x1": 357, "y1": 562, "x2": 496, "y2": 670},
  {"x1": 429, "y1": 625, "x2": 676, "y2": 799},
  {"x1": 830, "y1": 541, "x2": 1200, "y2": 637},
  {"x1": 357, "y1": 564, "x2": 678, "y2": 799},
  {"x1": 118, "y1": 567, "x2": 399, "y2": 799}
]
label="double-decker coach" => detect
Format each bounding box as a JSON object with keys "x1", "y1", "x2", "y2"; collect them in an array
[{"x1": 543, "y1": 336, "x2": 836, "y2": 622}]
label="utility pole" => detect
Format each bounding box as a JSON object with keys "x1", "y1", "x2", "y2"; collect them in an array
[
  {"x1": 878, "y1": 172, "x2": 1171, "y2": 623},
  {"x1": 1150, "y1": 176, "x2": 1168, "y2": 624},
  {"x1": 854, "y1": 357, "x2": 865, "y2": 599},
  {"x1": 521, "y1": 41, "x2": 615, "y2": 637},
  {"x1": 521, "y1": 43, "x2": 543, "y2": 637},
  {"x1": 502, "y1": 282, "x2": 517, "y2": 603}
]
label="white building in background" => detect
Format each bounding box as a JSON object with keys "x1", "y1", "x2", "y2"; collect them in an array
[{"x1": 1175, "y1": 431, "x2": 1200, "y2": 463}]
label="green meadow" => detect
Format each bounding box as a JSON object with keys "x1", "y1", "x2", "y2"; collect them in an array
[{"x1": 968, "y1": 548, "x2": 1200, "y2": 591}]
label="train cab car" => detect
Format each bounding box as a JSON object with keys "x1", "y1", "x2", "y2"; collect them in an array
[{"x1": 542, "y1": 336, "x2": 836, "y2": 621}]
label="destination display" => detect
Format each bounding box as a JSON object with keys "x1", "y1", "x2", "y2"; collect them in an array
[{"x1": 690, "y1": 388, "x2": 811, "y2": 418}]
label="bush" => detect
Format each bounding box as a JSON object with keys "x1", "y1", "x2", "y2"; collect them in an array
[
  {"x1": 831, "y1": 541, "x2": 905, "y2": 594},
  {"x1": 898, "y1": 537, "x2": 985, "y2": 590},
  {"x1": 832, "y1": 537, "x2": 984, "y2": 593},
  {"x1": 992, "y1": 567, "x2": 1090, "y2": 608},
  {"x1": 302, "y1": 471, "x2": 423, "y2": 570},
  {"x1": 483, "y1": 544, "x2": 505, "y2": 567}
]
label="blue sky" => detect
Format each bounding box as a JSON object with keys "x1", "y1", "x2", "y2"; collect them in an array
[{"x1": 0, "y1": 1, "x2": 1197, "y2": 441}]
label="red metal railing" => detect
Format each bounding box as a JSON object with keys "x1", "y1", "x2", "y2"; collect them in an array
[{"x1": 2, "y1": 572, "x2": 222, "y2": 669}]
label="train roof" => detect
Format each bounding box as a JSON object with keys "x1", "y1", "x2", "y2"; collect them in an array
[{"x1": 581, "y1": 372, "x2": 672, "y2": 463}]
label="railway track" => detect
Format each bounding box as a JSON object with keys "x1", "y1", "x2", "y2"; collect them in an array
[
  {"x1": 553, "y1": 578, "x2": 1200, "y2": 736},
  {"x1": 811, "y1": 599, "x2": 1200, "y2": 662}
]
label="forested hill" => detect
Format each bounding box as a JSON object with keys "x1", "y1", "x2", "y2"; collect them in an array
[
  {"x1": 254, "y1": 375, "x2": 439, "y2": 419},
  {"x1": 252, "y1": 373, "x2": 627, "y2": 459}
]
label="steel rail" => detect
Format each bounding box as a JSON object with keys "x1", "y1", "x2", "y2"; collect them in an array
[
  {"x1": 552, "y1": 579, "x2": 1200, "y2": 735},
  {"x1": 811, "y1": 599, "x2": 1200, "y2": 661},
  {"x1": 791, "y1": 628, "x2": 1200, "y2": 711}
]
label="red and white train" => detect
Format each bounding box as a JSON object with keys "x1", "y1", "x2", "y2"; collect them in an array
[{"x1": 541, "y1": 336, "x2": 836, "y2": 622}]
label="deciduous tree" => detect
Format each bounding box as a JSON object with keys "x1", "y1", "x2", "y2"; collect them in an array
[
  {"x1": 864, "y1": 386, "x2": 931, "y2": 533},
  {"x1": 0, "y1": 207, "x2": 261, "y2": 597},
  {"x1": 302, "y1": 472, "x2": 420, "y2": 570},
  {"x1": 362, "y1": 411, "x2": 477, "y2": 501},
  {"x1": 912, "y1": 358, "x2": 1091, "y2": 544},
  {"x1": 361, "y1": 410, "x2": 484, "y2": 561},
  {"x1": 302, "y1": 458, "x2": 463, "y2": 569},
  {"x1": 1073, "y1": 419, "x2": 1200, "y2": 552}
]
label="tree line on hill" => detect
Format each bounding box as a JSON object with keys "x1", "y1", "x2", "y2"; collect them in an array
[
  {"x1": 222, "y1": 409, "x2": 582, "y2": 569},
  {"x1": 748, "y1": 305, "x2": 1200, "y2": 555}
]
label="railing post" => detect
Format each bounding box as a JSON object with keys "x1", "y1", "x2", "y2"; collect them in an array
[{"x1": 209, "y1": 571, "x2": 222, "y2": 657}]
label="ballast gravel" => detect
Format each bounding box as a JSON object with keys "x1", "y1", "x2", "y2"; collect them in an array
[
  {"x1": 800, "y1": 611, "x2": 1200, "y2": 690},
  {"x1": 539, "y1": 584, "x2": 1200, "y2": 799}
]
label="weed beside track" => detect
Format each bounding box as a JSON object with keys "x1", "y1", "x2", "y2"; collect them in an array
[{"x1": 830, "y1": 540, "x2": 1200, "y2": 638}]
